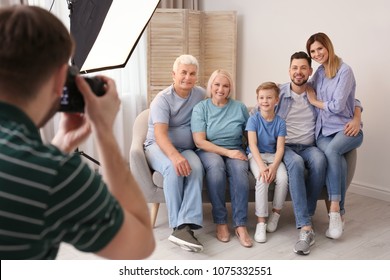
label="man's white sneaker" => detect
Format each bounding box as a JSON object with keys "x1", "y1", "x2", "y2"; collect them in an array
[
  {"x1": 326, "y1": 212, "x2": 343, "y2": 239},
  {"x1": 266, "y1": 212, "x2": 280, "y2": 233},
  {"x1": 254, "y1": 222, "x2": 267, "y2": 243}
]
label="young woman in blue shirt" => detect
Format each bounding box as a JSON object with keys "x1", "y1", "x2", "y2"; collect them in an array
[{"x1": 306, "y1": 32, "x2": 363, "y2": 240}]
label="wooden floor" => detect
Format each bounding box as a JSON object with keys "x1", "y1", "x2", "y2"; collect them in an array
[{"x1": 57, "y1": 192, "x2": 390, "y2": 260}]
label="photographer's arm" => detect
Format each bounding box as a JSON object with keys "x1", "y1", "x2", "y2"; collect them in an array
[{"x1": 76, "y1": 76, "x2": 155, "y2": 260}]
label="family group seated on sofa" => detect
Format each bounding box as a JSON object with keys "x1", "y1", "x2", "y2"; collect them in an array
[{"x1": 136, "y1": 33, "x2": 363, "y2": 256}]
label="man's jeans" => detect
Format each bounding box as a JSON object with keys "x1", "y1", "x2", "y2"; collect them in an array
[
  {"x1": 196, "y1": 150, "x2": 249, "y2": 227},
  {"x1": 145, "y1": 143, "x2": 204, "y2": 229},
  {"x1": 283, "y1": 144, "x2": 327, "y2": 228},
  {"x1": 317, "y1": 130, "x2": 363, "y2": 215}
]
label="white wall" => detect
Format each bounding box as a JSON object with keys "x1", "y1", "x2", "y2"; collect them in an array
[{"x1": 200, "y1": 0, "x2": 390, "y2": 201}]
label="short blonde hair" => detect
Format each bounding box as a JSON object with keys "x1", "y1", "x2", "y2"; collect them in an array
[
  {"x1": 256, "y1": 82, "x2": 280, "y2": 98},
  {"x1": 206, "y1": 69, "x2": 235, "y2": 98}
]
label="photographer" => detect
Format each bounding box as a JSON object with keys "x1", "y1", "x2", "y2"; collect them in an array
[{"x1": 0, "y1": 5, "x2": 154, "y2": 259}]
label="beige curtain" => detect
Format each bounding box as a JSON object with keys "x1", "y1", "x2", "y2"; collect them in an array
[
  {"x1": 158, "y1": 0, "x2": 199, "y2": 10},
  {"x1": 0, "y1": 0, "x2": 23, "y2": 6}
]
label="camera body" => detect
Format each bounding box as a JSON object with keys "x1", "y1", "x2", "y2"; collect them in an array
[{"x1": 59, "y1": 65, "x2": 105, "y2": 112}]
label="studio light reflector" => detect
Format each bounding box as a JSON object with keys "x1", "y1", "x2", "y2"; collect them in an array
[{"x1": 70, "y1": 0, "x2": 160, "y2": 73}]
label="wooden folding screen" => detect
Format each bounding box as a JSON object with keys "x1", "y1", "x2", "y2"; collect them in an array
[{"x1": 147, "y1": 9, "x2": 237, "y2": 104}]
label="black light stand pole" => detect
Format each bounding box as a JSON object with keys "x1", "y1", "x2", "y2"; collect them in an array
[
  {"x1": 75, "y1": 148, "x2": 100, "y2": 166},
  {"x1": 66, "y1": 1, "x2": 101, "y2": 168}
]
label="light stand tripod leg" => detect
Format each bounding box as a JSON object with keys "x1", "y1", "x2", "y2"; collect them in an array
[{"x1": 75, "y1": 151, "x2": 100, "y2": 166}]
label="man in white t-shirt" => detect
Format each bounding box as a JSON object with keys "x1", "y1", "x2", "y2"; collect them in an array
[{"x1": 275, "y1": 52, "x2": 325, "y2": 255}]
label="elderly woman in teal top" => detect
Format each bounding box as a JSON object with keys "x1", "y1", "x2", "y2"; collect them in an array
[
  {"x1": 306, "y1": 32, "x2": 363, "y2": 240},
  {"x1": 191, "y1": 69, "x2": 252, "y2": 248}
]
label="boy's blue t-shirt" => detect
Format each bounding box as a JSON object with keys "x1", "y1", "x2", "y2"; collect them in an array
[
  {"x1": 191, "y1": 99, "x2": 249, "y2": 149},
  {"x1": 245, "y1": 112, "x2": 286, "y2": 154}
]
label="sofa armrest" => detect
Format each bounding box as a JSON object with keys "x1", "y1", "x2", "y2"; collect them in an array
[
  {"x1": 129, "y1": 109, "x2": 157, "y2": 200},
  {"x1": 345, "y1": 148, "x2": 357, "y2": 187}
]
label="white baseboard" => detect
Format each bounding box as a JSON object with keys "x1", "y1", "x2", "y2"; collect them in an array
[{"x1": 349, "y1": 181, "x2": 390, "y2": 202}]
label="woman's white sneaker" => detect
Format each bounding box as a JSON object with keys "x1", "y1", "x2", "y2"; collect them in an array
[{"x1": 326, "y1": 212, "x2": 343, "y2": 239}]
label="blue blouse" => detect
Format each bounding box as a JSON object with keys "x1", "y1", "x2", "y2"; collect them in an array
[{"x1": 309, "y1": 62, "x2": 357, "y2": 138}]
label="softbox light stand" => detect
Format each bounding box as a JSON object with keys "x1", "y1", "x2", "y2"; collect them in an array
[
  {"x1": 75, "y1": 149, "x2": 100, "y2": 166},
  {"x1": 66, "y1": 0, "x2": 160, "y2": 166},
  {"x1": 69, "y1": 0, "x2": 113, "y2": 72}
]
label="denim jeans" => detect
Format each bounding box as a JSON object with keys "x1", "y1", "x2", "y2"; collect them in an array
[
  {"x1": 248, "y1": 153, "x2": 288, "y2": 218},
  {"x1": 316, "y1": 130, "x2": 363, "y2": 215},
  {"x1": 196, "y1": 150, "x2": 249, "y2": 227},
  {"x1": 283, "y1": 144, "x2": 327, "y2": 228},
  {"x1": 145, "y1": 143, "x2": 204, "y2": 229}
]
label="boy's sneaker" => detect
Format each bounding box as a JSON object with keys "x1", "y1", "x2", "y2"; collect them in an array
[
  {"x1": 254, "y1": 222, "x2": 267, "y2": 243},
  {"x1": 293, "y1": 229, "x2": 315, "y2": 255},
  {"x1": 326, "y1": 212, "x2": 343, "y2": 239},
  {"x1": 168, "y1": 225, "x2": 203, "y2": 252},
  {"x1": 266, "y1": 212, "x2": 280, "y2": 232}
]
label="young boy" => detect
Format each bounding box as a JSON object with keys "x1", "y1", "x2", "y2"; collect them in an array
[{"x1": 246, "y1": 82, "x2": 288, "y2": 243}]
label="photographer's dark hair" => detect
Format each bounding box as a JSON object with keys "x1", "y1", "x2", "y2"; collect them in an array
[
  {"x1": 0, "y1": 5, "x2": 74, "y2": 100},
  {"x1": 290, "y1": 51, "x2": 311, "y2": 67}
]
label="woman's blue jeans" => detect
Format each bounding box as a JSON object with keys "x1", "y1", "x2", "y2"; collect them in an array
[
  {"x1": 196, "y1": 150, "x2": 249, "y2": 227},
  {"x1": 316, "y1": 130, "x2": 363, "y2": 215}
]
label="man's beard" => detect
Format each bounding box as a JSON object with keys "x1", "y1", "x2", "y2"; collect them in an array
[
  {"x1": 291, "y1": 78, "x2": 308, "y2": 87},
  {"x1": 36, "y1": 96, "x2": 61, "y2": 128}
]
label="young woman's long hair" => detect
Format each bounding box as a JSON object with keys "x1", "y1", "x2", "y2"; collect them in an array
[{"x1": 306, "y1": 32, "x2": 341, "y2": 79}]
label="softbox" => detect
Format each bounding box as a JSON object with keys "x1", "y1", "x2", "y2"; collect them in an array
[{"x1": 69, "y1": 0, "x2": 160, "y2": 73}]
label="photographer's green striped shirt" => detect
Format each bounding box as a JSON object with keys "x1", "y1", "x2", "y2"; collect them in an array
[{"x1": 0, "y1": 102, "x2": 123, "y2": 259}]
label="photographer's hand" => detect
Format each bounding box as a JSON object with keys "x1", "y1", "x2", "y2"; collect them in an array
[
  {"x1": 76, "y1": 75, "x2": 120, "y2": 131},
  {"x1": 51, "y1": 113, "x2": 91, "y2": 153}
]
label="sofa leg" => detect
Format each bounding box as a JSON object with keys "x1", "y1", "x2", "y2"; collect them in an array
[{"x1": 150, "y1": 203, "x2": 160, "y2": 228}]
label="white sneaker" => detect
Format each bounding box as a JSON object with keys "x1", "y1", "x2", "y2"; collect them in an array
[
  {"x1": 254, "y1": 222, "x2": 267, "y2": 243},
  {"x1": 266, "y1": 212, "x2": 280, "y2": 233},
  {"x1": 326, "y1": 212, "x2": 343, "y2": 239}
]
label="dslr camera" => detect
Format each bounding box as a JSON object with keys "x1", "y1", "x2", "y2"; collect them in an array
[{"x1": 59, "y1": 65, "x2": 105, "y2": 112}]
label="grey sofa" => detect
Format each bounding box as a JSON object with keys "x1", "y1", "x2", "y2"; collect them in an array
[{"x1": 129, "y1": 108, "x2": 357, "y2": 227}]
